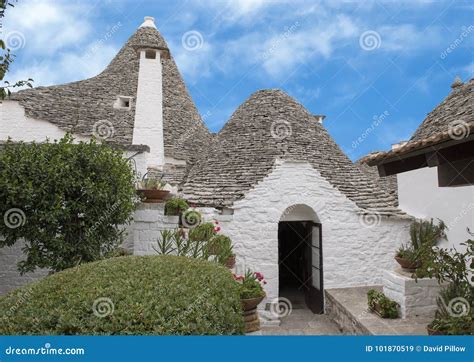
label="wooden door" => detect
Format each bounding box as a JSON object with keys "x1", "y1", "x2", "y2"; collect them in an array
[{"x1": 304, "y1": 222, "x2": 324, "y2": 313}]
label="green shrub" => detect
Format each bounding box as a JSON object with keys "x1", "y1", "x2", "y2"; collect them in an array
[
  {"x1": 103, "y1": 247, "x2": 132, "y2": 258},
  {"x1": 0, "y1": 255, "x2": 244, "y2": 335},
  {"x1": 420, "y1": 240, "x2": 473, "y2": 335},
  {"x1": 396, "y1": 219, "x2": 447, "y2": 274},
  {"x1": 188, "y1": 222, "x2": 216, "y2": 242},
  {"x1": 0, "y1": 135, "x2": 137, "y2": 273},
  {"x1": 367, "y1": 289, "x2": 399, "y2": 319},
  {"x1": 164, "y1": 198, "x2": 189, "y2": 216},
  {"x1": 155, "y1": 229, "x2": 210, "y2": 260},
  {"x1": 427, "y1": 316, "x2": 472, "y2": 335},
  {"x1": 207, "y1": 235, "x2": 232, "y2": 255}
]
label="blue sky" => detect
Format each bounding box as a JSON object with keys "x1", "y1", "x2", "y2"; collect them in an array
[{"x1": 4, "y1": 0, "x2": 473, "y2": 160}]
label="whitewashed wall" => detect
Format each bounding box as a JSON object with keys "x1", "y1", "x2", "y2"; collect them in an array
[
  {"x1": 397, "y1": 167, "x2": 474, "y2": 250},
  {"x1": 131, "y1": 204, "x2": 179, "y2": 255},
  {"x1": 213, "y1": 160, "x2": 411, "y2": 306},
  {"x1": 0, "y1": 101, "x2": 89, "y2": 142}
]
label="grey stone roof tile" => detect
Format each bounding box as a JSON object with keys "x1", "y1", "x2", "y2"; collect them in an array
[
  {"x1": 11, "y1": 25, "x2": 211, "y2": 167},
  {"x1": 182, "y1": 89, "x2": 404, "y2": 216}
]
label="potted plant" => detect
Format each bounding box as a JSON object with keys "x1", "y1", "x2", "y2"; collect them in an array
[
  {"x1": 217, "y1": 242, "x2": 236, "y2": 269},
  {"x1": 426, "y1": 318, "x2": 449, "y2": 335},
  {"x1": 136, "y1": 177, "x2": 169, "y2": 203},
  {"x1": 418, "y1": 239, "x2": 473, "y2": 335},
  {"x1": 207, "y1": 234, "x2": 231, "y2": 255},
  {"x1": 395, "y1": 219, "x2": 447, "y2": 272},
  {"x1": 234, "y1": 270, "x2": 267, "y2": 333},
  {"x1": 235, "y1": 270, "x2": 267, "y2": 311},
  {"x1": 188, "y1": 221, "x2": 215, "y2": 241},
  {"x1": 367, "y1": 289, "x2": 399, "y2": 319},
  {"x1": 394, "y1": 244, "x2": 421, "y2": 271},
  {"x1": 164, "y1": 197, "x2": 189, "y2": 216}
]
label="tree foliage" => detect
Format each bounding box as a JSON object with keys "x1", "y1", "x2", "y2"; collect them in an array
[
  {"x1": 0, "y1": 135, "x2": 138, "y2": 273},
  {"x1": 0, "y1": 0, "x2": 33, "y2": 99}
]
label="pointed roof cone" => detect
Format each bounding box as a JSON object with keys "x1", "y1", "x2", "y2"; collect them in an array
[
  {"x1": 13, "y1": 17, "x2": 211, "y2": 169},
  {"x1": 182, "y1": 89, "x2": 404, "y2": 215},
  {"x1": 410, "y1": 78, "x2": 473, "y2": 141}
]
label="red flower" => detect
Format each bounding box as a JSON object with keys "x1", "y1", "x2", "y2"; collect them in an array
[{"x1": 214, "y1": 226, "x2": 221, "y2": 232}]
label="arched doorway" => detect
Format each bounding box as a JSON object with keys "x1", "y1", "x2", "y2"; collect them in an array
[{"x1": 279, "y1": 204, "x2": 323, "y2": 313}]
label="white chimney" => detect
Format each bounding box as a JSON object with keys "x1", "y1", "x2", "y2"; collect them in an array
[
  {"x1": 140, "y1": 16, "x2": 157, "y2": 29},
  {"x1": 132, "y1": 17, "x2": 165, "y2": 169},
  {"x1": 314, "y1": 115, "x2": 326, "y2": 124},
  {"x1": 391, "y1": 141, "x2": 408, "y2": 150}
]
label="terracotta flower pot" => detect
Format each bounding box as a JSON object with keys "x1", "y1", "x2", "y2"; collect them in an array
[
  {"x1": 137, "y1": 189, "x2": 170, "y2": 203},
  {"x1": 394, "y1": 256, "x2": 421, "y2": 271},
  {"x1": 225, "y1": 255, "x2": 236, "y2": 269},
  {"x1": 426, "y1": 326, "x2": 446, "y2": 335},
  {"x1": 241, "y1": 295, "x2": 265, "y2": 312}
]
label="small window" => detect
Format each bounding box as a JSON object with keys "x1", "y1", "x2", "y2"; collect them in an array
[
  {"x1": 114, "y1": 96, "x2": 133, "y2": 110},
  {"x1": 145, "y1": 50, "x2": 156, "y2": 59}
]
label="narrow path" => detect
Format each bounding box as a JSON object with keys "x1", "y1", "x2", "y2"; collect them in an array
[{"x1": 261, "y1": 309, "x2": 343, "y2": 335}]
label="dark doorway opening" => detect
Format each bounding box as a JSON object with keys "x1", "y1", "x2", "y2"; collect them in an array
[{"x1": 278, "y1": 221, "x2": 324, "y2": 313}]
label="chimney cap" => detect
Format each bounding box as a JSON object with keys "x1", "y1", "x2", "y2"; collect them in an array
[
  {"x1": 451, "y1": 76, "x2": 463, "y2": 89},
  {"x1": 391, "y1": 141, "x2": 408, "y2": 150},
  {"x1": 140, "y1": 16, "x2": 157, "y2": 29},
  {"x1": 314, "y1": 115, "x2": 326, "y2": 124}
]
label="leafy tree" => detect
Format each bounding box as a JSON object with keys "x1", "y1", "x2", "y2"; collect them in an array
[
  {"x1": 0, "y1": 0, "x2": 33, "y2": 99},
  {"x1": 0, "y1": 135, "x2": 138, "y2": 273}
]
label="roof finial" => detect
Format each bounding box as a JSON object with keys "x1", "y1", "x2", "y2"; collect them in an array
[
  {"x1": 451, "y1": 75, "x2": 463, "y2": 89},
  {"x1": 140, "y1": 16, "x2": 157, "y2": 29}
]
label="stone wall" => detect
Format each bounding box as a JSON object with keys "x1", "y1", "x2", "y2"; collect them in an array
[
  {"x1": 1, "y1": 101, "x2": 89, "y2": 143},
  {"x1": 131, "y1": 203, "x2": 179, "y2": 255},
  {"x1": 383, "y1": 269, "x2": 442, "y2": 318},
  {"x1": 0, "y1": 240, "x2": 48, "y2": 296},
  {"x1": 0, "y1": 203, "x2": 179, "y2": 296}
]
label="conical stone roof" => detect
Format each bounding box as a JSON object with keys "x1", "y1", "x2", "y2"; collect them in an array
[
  {"x1": 12, "y1": 21, "x2": 211, "y2": 164},
  {"x1": 182, "y1": 89, "x2": 404, "y2": 216}
]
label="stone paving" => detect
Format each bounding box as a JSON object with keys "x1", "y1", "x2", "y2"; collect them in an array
[{"x1": 261, "y1": 308, "x2": 343, "y2": 335}]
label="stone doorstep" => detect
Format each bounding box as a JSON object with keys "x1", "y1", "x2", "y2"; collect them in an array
[
  {"x1": 325, "y1": 286, "x2": 432, "y2": 335},
  {"x1": 259, "y1": 310, "x2": 281, "y2": 327}
]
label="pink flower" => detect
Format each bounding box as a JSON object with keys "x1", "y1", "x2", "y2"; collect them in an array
[{"x1": 214, "y1": 226, "x2": 221, "y2": 232}]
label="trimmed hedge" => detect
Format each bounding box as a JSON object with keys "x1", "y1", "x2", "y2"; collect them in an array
[{"x1": 0, "y1": 256, "x2": 244, "y2": 335}]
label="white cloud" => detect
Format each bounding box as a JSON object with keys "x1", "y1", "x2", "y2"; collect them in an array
[
  {"x1": 260, "y1": 15, "x2": 358, "y2": 77},
  {"x1": 4, "y1": 0, "x2": 93, "y2": 55},
  {"x1": 4, "y1": 0, "x2": 122, "y2": 88},
  {"x1": 460, "y1": 62, "x2": 474, "y2": 77},
  {"x1": 8, "y1": 43, "x2": 118, "y2": 87},
  {"x1": 377, "y1": 24, "x2": 443, "y2": 52}
]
